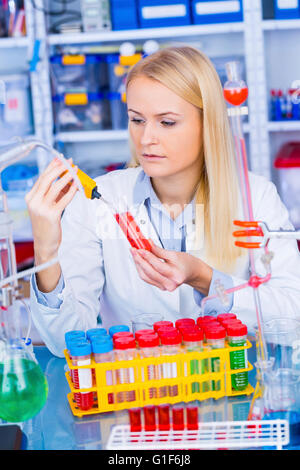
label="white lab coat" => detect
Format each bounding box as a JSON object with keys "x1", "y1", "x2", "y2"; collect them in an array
[{"x1": 30, "y1": 166, "x2": 300, "y2": 357}]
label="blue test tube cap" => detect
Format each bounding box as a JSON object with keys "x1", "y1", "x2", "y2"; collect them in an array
[
  {"x1": 69, "y1": 341, "x2": 92, "y2": 357},
  {"x1": 66, "y1": 337, "x2": 87, "y2": 350},
  {"x1": 109, "y1": 325, "x2": 130, "y2": 337},
  {"x1": 92, "y1": 338, "x2": 113, "y2": 354},
  {"x1": 86, "y1": 328, "x2": 108, "y2": 340},
  {"x1": 65, "y1": 330, "x2": 85, "y2": 345}
]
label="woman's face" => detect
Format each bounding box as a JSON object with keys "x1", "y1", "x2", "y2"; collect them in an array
[{"x1": 126, "y1": 76, "x2": 203, "y2": 179}]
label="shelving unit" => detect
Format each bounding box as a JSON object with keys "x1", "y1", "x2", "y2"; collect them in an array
[
  {"x1": 1, "y1": 1, "x2": 299, "y2": 182},
  {"x1": 48, "y1": 21, "x2": 245, "y2": 45}
]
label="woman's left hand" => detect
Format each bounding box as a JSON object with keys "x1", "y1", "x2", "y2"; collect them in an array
[{"x1": 130, "y1": 241, "x2": 213, "y2": 295}]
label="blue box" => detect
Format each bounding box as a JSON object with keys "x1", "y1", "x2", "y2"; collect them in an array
[
  {"x1": 274, "y1": 0, "x2": 300, "y2": 19},
  {"x1": 137, "y1": 0, "x2": 191, "y2": 28},
  {"x1": 110, "y1": 0, "x2": 139, "y2": 30},
  {"x1": 191, "y1": 0, "x2": 243, "y2": 24}
]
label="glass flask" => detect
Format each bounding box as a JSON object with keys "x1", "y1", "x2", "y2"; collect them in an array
[
  {"x1": 223, "y1": 61, "x2": 248, "y2": 107},
  {"x1": 0, "y1": 333, "x2": 48, "y2": 423}
]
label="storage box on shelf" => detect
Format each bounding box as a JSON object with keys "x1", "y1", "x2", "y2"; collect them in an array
[
  {"x1": 274, "y1": 0, "x2": 300, "y2": 19},
  {"x1": 191, "y1": 0, "x2": 243, "y2": 24},
  {"x1": 137, "y1": 0, "x2": 191, "y2": 28},
  {"x1": 110, "y1": 0, "x2": 140, "y2": 30}
]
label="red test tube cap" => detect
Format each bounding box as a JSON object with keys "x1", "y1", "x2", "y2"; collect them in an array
[
  {"x1": 153, "y1": 321, "x2": 173, "y2": 332},
  {"x1": 135, "y1": 329, "x2": 157, "y2": 340},
  {"x1": 175, "y1": 318, "x2": 196, "y2": 329},
  {"x1": 160, "y1": 330, "x2": 182, "y2": 345},
  {"x1": 217, "y1": 313, "x2": 237, "y2": 324},
  {"x1": 227, "y1": 323, "x2": 248, "y2": 337},
  {"x1": 114, "y1": 336, "x2": 136, "y2": 350},
  {"x1": 182, "y1": 329, "x2": 204, "y2": 342},
  {"x1": 138, "y1": 334, "x2": 160, "y2": 348},
  {"x1": 205, "y1": 326, "x2": 226, "y2": 340}
]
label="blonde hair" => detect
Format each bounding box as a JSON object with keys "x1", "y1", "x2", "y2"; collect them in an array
[{"x1": 126, "y1": 45, "x2": 242, "y2": 272}]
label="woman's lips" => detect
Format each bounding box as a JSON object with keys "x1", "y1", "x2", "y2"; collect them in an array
[{"x1": 142, "y1": 153, "x2": 166, "y2": 160}]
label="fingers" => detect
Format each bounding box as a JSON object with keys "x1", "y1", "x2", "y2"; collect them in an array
[
  {"x1": 133, "y1": 247, "x2": 172, "y2": 278},
  {"x1": 131, "y1": 249, "x2": 177, "y2": 291},
  {"x1": 26, "y1": 157, "x2": 73, "y2": 203},
  {"x1": 149, "y1": 239, "x2": 174, "y2": 262},
  {"x1": 44, "y1": 165, "x2": 78, "y2": 205},
  {"x1": 133, "y1": 257, "x2": 167, "y2": 291},
  {"x1": 56, "y1": 181, "x2": 78, "y2": 212}
]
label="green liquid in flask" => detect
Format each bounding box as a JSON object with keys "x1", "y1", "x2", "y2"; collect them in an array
[{"x1": 0, "y1": 358, "x2": 48, "y2": 422}]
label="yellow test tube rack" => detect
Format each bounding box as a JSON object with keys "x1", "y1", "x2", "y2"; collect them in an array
[{"x1": 64, "y1": 339, "x2": 254, "y2": 418}]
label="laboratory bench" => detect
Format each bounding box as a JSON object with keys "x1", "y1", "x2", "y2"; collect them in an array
[{"x1": 3, "y1": 342, "x2": 262, "y2": 450}]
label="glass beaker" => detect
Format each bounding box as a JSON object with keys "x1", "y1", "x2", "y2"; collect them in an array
[
  {"x1": 0, "y1": 337, "x2": 48, "y2": 423},
  {"x1": 255, "y1": 317, "x2": 300, "y2": 373},
  {"x1": 263, "y1": 368, "x2": 300, "y2": 448},
  {"x1": 131, "y1": 313, "x2": 164, "y2": 334}
]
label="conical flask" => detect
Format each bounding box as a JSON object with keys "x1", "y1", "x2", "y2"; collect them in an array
[{"x1": 0, "y1": 307, "x2": 48, "y2": 423}]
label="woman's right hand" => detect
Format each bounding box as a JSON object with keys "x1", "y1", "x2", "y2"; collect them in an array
[{"x1": 25, "y1": 157, "x2": 78, "y2": 264}]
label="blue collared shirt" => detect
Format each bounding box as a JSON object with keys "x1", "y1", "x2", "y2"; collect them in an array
[{"x1": 32, "y1": 169, "x2": 233, "y2": 314}]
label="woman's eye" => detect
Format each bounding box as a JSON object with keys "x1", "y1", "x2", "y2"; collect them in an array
[
  {"x1": 130, "y1": 118, "x2": 144, "y2": 124},
  {"x1": 161, "y1": 121, "x2": 175, "y2": 126}
]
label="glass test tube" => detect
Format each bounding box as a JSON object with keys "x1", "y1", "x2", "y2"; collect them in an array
[
  {"x1": 144, "y1": 405, "x2": 156, "y2": 432},
  {"x1": 206, "y1": 327, "x2": 226, "y2": 392},
  {"x1": 159, "y1": 330, "x2": 182, "y2": 398},
  {"x1": 69, "y1": 341, "x2": 94, "y2": 411},
  {"x1": 172, "y1": 403, "x2": 185, "y2": 431},
  {"x1": 182, "y1": 329, "x2": 204, "y2": 394},
  {"x1": 129, "y1": 408, "x2": 142, "y2": 432},
  {"x1": 114, "y1": 211, "x2": 152, "y2": 251},
  {"x1": 114, "y1": 336, "x2": 137, "y2": 403},
  {"x1": 227, "y1": 324, "x2": 248, "y2": 391},
  {"x1": 92, "y1": 337, "x2": 115, "y2": 405},
  {"x1": 138, "y1": 334, "x2": 160, "y2": 400},
  {"x1": 158, "y1": 403, "x2": 171, "y2": 431},
  {"x1": 186, "y1": 402, "x2": 199, "y2": 431},
  {"x1": 65, "y1": 331, "x2": 86, "y2": 387}
]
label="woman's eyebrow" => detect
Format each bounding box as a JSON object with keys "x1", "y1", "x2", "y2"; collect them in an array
[{"x1": 128, "y1": 108, "x2": 182, "y2": 117}]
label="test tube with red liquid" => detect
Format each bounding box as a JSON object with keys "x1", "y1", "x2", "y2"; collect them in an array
[
  {"x1": 69, "y1": 341, "x2": 94, "y2": 411},
  {"x1": 144, "y1": 406, "x2": 156, "y2": 432},
  {"x1": 129, "y1": 408, "x2": 142, "y2": 432},
  {"x1": 172, "y1": 404, "x2": 185, "y2": 431},
  {"x1": 114, "y1": 211, "x2": 152, "y2": 251},
  {"x1": 186, "y1": 402, "x2": 199, "y2": 431}
]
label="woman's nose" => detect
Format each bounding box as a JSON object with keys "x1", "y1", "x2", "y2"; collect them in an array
[{"x1": 140, "y1": 122, "x2": 159, "y2": 146}]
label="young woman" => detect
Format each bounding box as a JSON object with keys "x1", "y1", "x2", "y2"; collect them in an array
[{"x1": 27, "y1": 46, "x2": 300, "y2": 357}]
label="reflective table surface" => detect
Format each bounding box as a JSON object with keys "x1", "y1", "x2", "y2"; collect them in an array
[{"x1": 10, "y1": 344, "x2": 258, "y2": 450}]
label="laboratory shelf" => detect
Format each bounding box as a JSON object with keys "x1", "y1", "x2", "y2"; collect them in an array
[
  {"x1": 47, "y1": 22, "x2": 245, "y2": 45},
  {"x1": 262, "y1": 19, "x2": 300, "y2": 31},
  {"x1": 0, "y1": 36, "x2": 29, "y2": 48},
  {"x1": 54, "y1": 130, "x2": 129, "y2": 143},
  {"x1": 267, "y1": 121, "x2": 300, "y2": 132}
]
